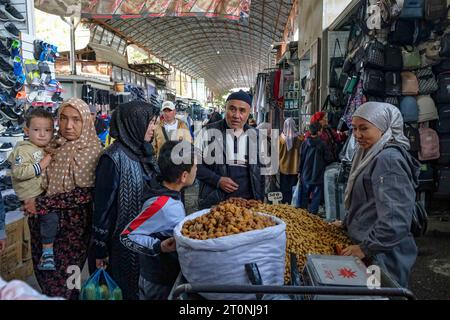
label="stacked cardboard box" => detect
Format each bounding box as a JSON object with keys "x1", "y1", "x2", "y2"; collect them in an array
[{"x1": 0, "y1": 212, "x2": 34, "y2": 281}]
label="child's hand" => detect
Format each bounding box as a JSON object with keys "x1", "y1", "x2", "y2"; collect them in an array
[
  {"x1": 23, "y1": 198, "x2": 37, "y2": 215},
  {"x1": 39, "y1": 154, "x2": 52, "y2": 170},
  {"x1": 160, "y1": 237, "x2": 176, "y2": 253},
  {"x1": 0, "y1": 238, "x2": 6, "y2": 254}
]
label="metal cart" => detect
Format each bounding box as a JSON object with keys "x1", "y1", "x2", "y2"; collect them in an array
[{"x1": 169, "y1": 254, "x2": 416, "y2": 301}]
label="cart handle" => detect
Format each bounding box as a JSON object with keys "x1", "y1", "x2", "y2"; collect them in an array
[{"x1": 172, "y1": 284, "x2": 417, "y2": 300}]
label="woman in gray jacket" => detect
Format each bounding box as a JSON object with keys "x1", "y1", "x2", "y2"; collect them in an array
[{"x1": 336, "y1": 102, "x2": 420, "y2": 288}]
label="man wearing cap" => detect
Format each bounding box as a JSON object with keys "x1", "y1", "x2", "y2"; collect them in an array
[
  {"x1": 197, "y1": 90, "x2": 264, "y2": 209},
  {"x1": 153, "y1": 101, "x2": 192, "y2": 157}
]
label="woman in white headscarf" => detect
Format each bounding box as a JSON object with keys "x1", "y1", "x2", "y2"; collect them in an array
[
  {"x1": 279, "y1": 118, "x2": 303, "y2": 204},
  {"x1": 334, "y1": 102, "x2": 420, "y2": 288}
]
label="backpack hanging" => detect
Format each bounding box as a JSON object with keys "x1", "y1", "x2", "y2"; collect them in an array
[
  {"x1": 385, "y1": 72, "x2": 402, "y2": 96},
  {"x1": 329, "y1": 39, "x2": 346, "y2": 89},
  {"x1": 401, "y1": 71, "x2": 420, "y2": 95},
  {"x1": 389, "y1": 19, "x2": 416, "y2": 45},
  {"x1": 417, "y1": 95, "x2": 439, "y2": 122},
  {"x1": 362, "y1": 69, "x2": 385, "y2": 96},
  {"x1": 384, "y1": 44, "x2": 403, "y2": 71},
  {"x1": 416, "y1": 67, "x2": 439, "y2": 94},
  {"x1": 400, "y1": 0, "x2": 425, "y2": 19},
  {"x1": 363, "y1": 39, "x2": 385, "y2": 69},
  {"x1": 400, "y1": 96, "x2": 419, "y2": 122},
  {"x1": 418, "y1": 125, "x2": 440, "y2": 161},
  {"x1": 402, "y1": 46, "x2": 422, "y2": 70},
  {"x1": 424, "y1": 0, "x2": 448, "y2": 21}
]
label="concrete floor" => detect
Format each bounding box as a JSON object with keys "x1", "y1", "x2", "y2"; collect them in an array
[{"x1": 24, "y1": 182, "x2": 450, "y2": 300}]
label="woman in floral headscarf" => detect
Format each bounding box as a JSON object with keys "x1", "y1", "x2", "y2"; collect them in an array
[{"x1": 27, "y1": 98, "x2": 102, "y2": 300}]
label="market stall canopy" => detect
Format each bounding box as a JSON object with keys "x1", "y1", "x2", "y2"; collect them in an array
[
  {"x1": 35, "y1": 1, "x2": 294, "y2": 94},
  {"x1": 35, "y1": 0, "x2": 251, "y2": 21},
  {"x1": 59, "y1": 42, "x2": 130, "y2": 70}
]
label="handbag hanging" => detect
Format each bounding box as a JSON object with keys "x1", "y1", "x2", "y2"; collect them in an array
[
  {"x1": 402, "y1": 46, "x2": 422, "y2": 70},
  {"x1": 329, "y1": 38, "x2": 345, "y2": 88}
]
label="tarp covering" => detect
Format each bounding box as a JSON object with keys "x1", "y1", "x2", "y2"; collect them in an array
[{"x1": 34, "y1": 0, "x2": 251, "y2": 21}]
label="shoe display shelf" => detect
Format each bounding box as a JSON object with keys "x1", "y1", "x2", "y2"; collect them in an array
[
  {"x1": 0, "y1": 134, "x2": 23, "y2": 158},
  {"x1": 0, "y1": 0, "x2": 33, "y2": 38}
]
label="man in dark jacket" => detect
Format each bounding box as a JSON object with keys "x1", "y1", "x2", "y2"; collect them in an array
[
  {"x1": 197, "y1": 90, "x2": 264, "y2": 209},
  {"x1": 298, "y1": 122, "x2": 334, "y2": 214}
]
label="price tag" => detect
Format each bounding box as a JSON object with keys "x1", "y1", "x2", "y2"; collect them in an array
[{"x1": 268, "y1": 192, "x2": 283, "y2": 205}]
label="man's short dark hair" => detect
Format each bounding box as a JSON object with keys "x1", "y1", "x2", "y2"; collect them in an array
[
  {"x1": 25, "y1": 108, "x2": 54, "y2": 128},
  {"x1": 309, "y1": 121, "x2": 322, "y2": 136},
  {"x1": 158, "y1": 140, "x2": 195, "y2": 183}
]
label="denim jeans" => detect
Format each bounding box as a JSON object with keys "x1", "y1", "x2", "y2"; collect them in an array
[{"x1": 298, "y1": 183, "x2": 323, "y2": 214}]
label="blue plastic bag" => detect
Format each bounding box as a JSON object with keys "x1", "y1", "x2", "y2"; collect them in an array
[{"x1": 80, "y1": 269, "x2": 123, "y2": 300}]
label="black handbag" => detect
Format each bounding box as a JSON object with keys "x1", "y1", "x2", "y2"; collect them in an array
[
  {"x1": 385, "y1": 72, "x2": 402, "y2": 96},
  {"x1": 329, "y1": 39, "x2": 345, "y2": 88},
  {"x1": 389, "y1": 19, "x2": 416, "y2": 45},
  {"x1": 384, "y1": 44, "x2": 403, "y2": 71},
  {"x1": 364, "y1": 39, "x2": 385, "y2": 69},
  {"x1": 329, "y1": 88, "x2": 345, "y2": 107},
  {"x1": 363, "y1": 69, "x2": 385, "y2": 96},
  {"x1": 411, "y1": 201, "x2": 428, "y2": 237}
]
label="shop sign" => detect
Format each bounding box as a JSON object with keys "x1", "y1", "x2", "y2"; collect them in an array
[{"x1": 268, "y1": 192, "x2": 283, "y2": 205}]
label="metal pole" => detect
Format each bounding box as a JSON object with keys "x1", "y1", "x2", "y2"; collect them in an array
[
  {"x1": 70, "y1": 17, "x2": 76, "y2": 75},
  {"x1": 172, "y1": 284, "x2": 417, "y2": 300},
  {"x1": 61, "y1": 16, "x2": 79, "y2": 76}
]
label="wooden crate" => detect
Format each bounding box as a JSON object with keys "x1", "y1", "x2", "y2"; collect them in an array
[{"x1": 0, "y1": 242, "x2": 22, "y2": 274}]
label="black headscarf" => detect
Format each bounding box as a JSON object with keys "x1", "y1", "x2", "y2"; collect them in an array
[{"x1": 110, "y1": 101, "x2": 160, "y2": 176}]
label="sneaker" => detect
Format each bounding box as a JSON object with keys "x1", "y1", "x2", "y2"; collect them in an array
[
  {"x1": 0, "y1": 41, "x2": 9, "y2": 57},
  {"x1": 26, "y1": 90, "x2": 38, "y2": 103},
  {"x1": 4, "y1": 22, "x2": 20, "y2": 38},
  {"x1": 13, "y1": 56, "x2": 23, "y2": 77},
  {"x1": 1, "y1": 4, "x2": 25, "y2": 22},
  {"x1": 0, "y1": 142, "x2": 12, "y2": 151},
  {"x1": 0, "y1": 73, "x2": 14, "y2": 89},
  {"x1": 33, "y1": 40, "x2": 42, "y2": 61},
  {"x1": 0, "y1": 10, "x2": 8, "y2": 22},
  {"x1": 0, "y1": 105, "x2": 18, "y2": 121},
  {"x1": 0, "y1": 56, "x2": 13, "y2": 72},
  {"x1": 38, "y1": 253, "x2": 56, "y2": 271},
  {"x1": 2, "y1": 124, "x2": 22, "y2": 136},
  {"x1": 0, "y1": 90, "x2": 14, "y2": 106}
]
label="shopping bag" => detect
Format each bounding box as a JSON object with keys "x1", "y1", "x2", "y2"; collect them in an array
[
  {"x1": 80, "y1": 268, "x2": 123, "y2": 300},
  {"x1": 291, "y1": 180, "x2": 301, "y2": 207}
]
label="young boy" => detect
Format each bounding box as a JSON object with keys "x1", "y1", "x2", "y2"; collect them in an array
[
  {"x1": 8, "y1": 108, "x2": 54, "y2": 270},
  {"x1": 120, "y1": 140, "x2": 197, "y2": 300},
  {"x1": 297, "y1": 121, "x2": 334, "y2": 214}
]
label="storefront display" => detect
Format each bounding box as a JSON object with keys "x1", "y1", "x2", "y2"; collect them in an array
[{"x1": 326, "y1": 0, "x2": 450, "y2": 205}]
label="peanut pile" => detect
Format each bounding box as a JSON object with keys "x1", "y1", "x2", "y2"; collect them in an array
[
  {"x1": 219, "y1": 197, "x2": 263, "y2": 209},
  {"x1": 181, "y1": 203, "x2": 276, "y2": 240},
  {"x1": 253, "y1": 203, "x2": 353, "y2": 284}
]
